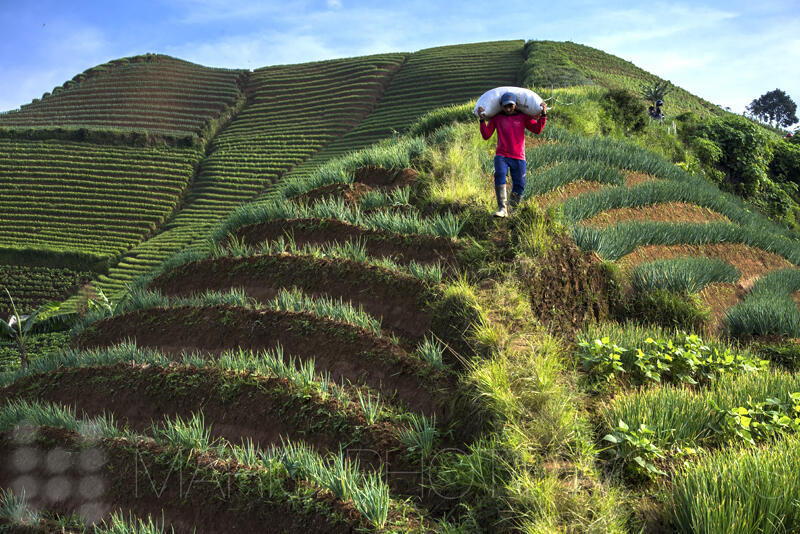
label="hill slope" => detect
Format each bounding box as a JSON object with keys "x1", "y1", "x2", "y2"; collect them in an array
[{"x1": 2, "y1": 38, "x2": 800, "y2": 533}]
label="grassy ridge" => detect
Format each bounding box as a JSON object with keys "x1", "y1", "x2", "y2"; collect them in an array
[
  {"x1": 522, "y1": 40, "x2": 719, "y2": 118},
  {"x1": 0, "y1": 54, "x2": 244, "y2": 139}
]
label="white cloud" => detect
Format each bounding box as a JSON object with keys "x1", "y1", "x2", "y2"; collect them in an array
[{"x1": 326, "y1": 0, "x2": 343, "y2": 9}]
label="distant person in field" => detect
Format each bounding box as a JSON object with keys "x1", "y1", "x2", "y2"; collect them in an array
[{"x1": 478, "y1": 92, "x2": 547, "y2": 217}]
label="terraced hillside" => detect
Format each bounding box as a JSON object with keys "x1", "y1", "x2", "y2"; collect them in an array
[
  {"x1": 3, "y1": 38, "x2": 800, "y2": 534},
  {"x1": 0, "y1": 54, "x2": 245, "y2": 140},
  {"x1": 0, "y1": 162, "x2": 489, "y2": 532},
  {"x1": 0, "y1": 139, "x2": 202, "y2": 263},
  {"x1": 84, "y1": 53, "x2": 409, "y2": 298},
  {"x1": 78, "y1": 42, "x2": 523, "y2": 300}
]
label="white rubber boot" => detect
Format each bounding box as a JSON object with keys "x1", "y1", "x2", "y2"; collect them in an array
[{"x1": 493, "y1": 185, "x2": 508, "y2": 218}]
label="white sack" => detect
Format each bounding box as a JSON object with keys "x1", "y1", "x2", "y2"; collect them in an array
[{"x1": 473, "y1": 86, "x2": 544, "y2": 119}]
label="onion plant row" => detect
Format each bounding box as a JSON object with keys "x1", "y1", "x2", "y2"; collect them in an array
[
  {"x1": 529, "y1": 123, "x2": 686, "y2": 180},
  {"x1": 0, "y1": 399, "x2": 403, "y2": 530},
  {"x1": 214, "y1": 234, "x2": 444, "y2": 285},
  {"x1": 725, "y1": 268, "x2": 800, "y2": 337},
  {"x1": 631, "y1": 256, "x2": 740, "y2": 294},
  {"x1": 573, "y1": 221, "x2": 800, "y2": 264},
  {"x1": 671, "y1": 437, "x2": 800, "y2": 534},
  {"x1": 72, "y1": 286, "x2": 385, "y2": 339},
  {"x1": 560, "y1": 176, "x2": 786, "y2": 230},
  {"x1": 215, "y1": 195, "x2": 464, "y2": 244}
]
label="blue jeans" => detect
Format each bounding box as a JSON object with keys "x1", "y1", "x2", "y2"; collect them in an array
[{"x1": 493, "y1": 156, "x2": 526, "y2": 196}]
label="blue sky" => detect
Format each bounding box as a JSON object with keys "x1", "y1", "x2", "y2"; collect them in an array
[{"x1": 1, "y1": 0, "x2": 798, "y2": 124}]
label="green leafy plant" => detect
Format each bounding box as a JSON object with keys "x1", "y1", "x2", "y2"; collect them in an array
[
  {"x1": 713, "y1": 392, "x2": 800, "y2": 445},
  {"x1": 0, "y1": 289, "x2": 75, "y2": 370},
  {"x1": 576, "y1": 336, "x2": 625, "y2": 381},
  {"x1": 603, "y1": 419, "x2": 666, "y2": 478},
  {"x1": 577, "y1": 333, "x2": 766, "y2": 385}
]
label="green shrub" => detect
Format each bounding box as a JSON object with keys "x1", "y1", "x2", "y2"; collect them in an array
[
  {"x1": 524, "y1": 160, "x2": 624, "y2": 198},
  {"x1": 602, "y1": 88, "x2": 647, "y2": 133},
  {"x1": 751, "y1": 176, "x2": 795, "y2": 223},
  {"x1": 626, "y1": 289, "x2": 710, "y2": 331},
  {"x1": 688, "y1": 114, "x2": 774, "y2": 197},
  {"x1": 770, "y1": 139, "x2": 800, "y2": 186}
]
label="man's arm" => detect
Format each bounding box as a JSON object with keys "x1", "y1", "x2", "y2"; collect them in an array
[
  {"x1": 479, "y1": 108, "x2": 496, "y2": 140},
  {"x1": 524, "y1": 101, "x2": 548, "y2": 134}
]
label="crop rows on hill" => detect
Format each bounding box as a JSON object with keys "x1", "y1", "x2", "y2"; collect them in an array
[
  {"x1": 265, "y1": 40, "x2": 525, "y2": 198},
  {"x1": 0, "y1": 55, "x2": 244, "y2": 138},
  {"x1": 0, "y1": 138, "x2": 201, "y2": 267},
  {"x1": 69, "y1": 54, "x2": 407, "y2": 299},
  {"x1": 0, "y1": 265, "x2": 93, "y2": 316},
  {"x1": 0, "y1": 155, "x2": 496, "y2": 531},
  {"x1": 528, "y1": 124, "x2": 800, "y2": 336}
]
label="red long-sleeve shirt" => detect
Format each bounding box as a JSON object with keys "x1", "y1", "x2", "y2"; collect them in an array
[{"x1": 480, "y1": 113, "x2": 546, "y2": 160}]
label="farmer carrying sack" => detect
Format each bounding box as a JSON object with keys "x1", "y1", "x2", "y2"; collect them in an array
[{"x1": 473, "y1": 87, "x2": 544, "y2": 119}]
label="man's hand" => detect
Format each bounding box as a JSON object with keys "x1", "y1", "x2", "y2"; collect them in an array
[
  {"x1": 540, "y1": 101, "x2": 548, "y2": 116},
  {"x1": 477, "y1": 106, "x2": 486, "y2": 120}
]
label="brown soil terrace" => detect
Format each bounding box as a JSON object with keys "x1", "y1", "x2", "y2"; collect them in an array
[
  {"x1": 234, "y1": 217, "x2": 461, "y2": 267},
  {"x1": 696, "y1": 283, "x2": 740, "y2": 333},
  {"x1": 581, "y1": 202, "x2": 732, "y2": 227},
  {"x1": 534, "y1": 172, "x2": 666, "y2": 210},
  {"x1": 618, "y1": 243, "x2": 794, "y2": 291},
  {"x1": 623, "y1": 171, "x2": 661, "y2": 187},
  {"x1": 296, "y1": 166, "x2": 418, "y2": 206},
  {"x1": 354, "y1": 166, "x2": 419, "y2": 190},
  {"x1": 0, "y1": 364, "x2": 401, "y2": 466},
  {"x1": 297, "y1": 182, "x2": 374, "y2": 205},
  {"x1": 534, "y1": 180, "x2": 608, "y2": 209},
  {"x1": 74, "y1": 306, "x2": 456, "y2": 421},
  {"x1": 148, "y1": 254, "x2": 433, "y2": 343},
  {"x1": 0, "y1": 364, "x2": 439, "y2": 502},
  {"x1": 0, "y1": 427, "x2": 366, "y2": 534}
]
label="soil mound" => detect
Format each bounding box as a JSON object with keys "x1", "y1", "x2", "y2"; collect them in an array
[
  {"x1": 234, "y1": 218, "x2": 461, "y2": 266},
  {"x1": 74, "y1": 306, "x2": 454, "y2": 419},
  {"x1": 522, "y1": 236, "x2": 615, "y2": 333},
  {"x1": 0, "y1": 427, "x2": 361, "y2": 533},
  {"x1": 354, "y1": 166, "x2": 418, "y2": 189},
  {"x1": 148, "y1": 254, "x2": 432, "y2": 342},
  {"x1": 0, "y1": 364, "x2": 403, "y2": 469}
]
